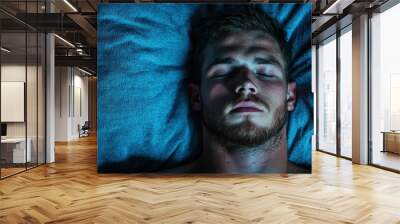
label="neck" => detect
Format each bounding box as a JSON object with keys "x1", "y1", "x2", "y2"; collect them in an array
[{"x1": 200, "y1": 126, "x2": 288, "y2": 173}]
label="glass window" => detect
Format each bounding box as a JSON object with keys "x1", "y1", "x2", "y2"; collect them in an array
[
  {"x1": 339, "y1": 28, "x2": 352, "y2": 158},
  {"x1": 317, "y1": 36, "x2": 337, "y2": 155},
  {"x1": 371, "y1": 3, "x2": 400, "y2": 171}
]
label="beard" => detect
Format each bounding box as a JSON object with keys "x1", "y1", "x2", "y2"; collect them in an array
[{"x1": 202, "y1": 96, "x2": 287, "y2": 148}]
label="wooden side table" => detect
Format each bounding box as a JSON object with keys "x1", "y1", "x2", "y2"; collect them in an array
[{"x1": 381, "y1": 131, "x2": 400, "y2": 154}]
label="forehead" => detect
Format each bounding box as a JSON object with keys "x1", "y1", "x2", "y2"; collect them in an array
[
  {"x1": 201, "y1": 31, "x2": 285, "y2": 72},
  {"x1": 219, "y1": 31, "x2": 281, "y2": 51}
]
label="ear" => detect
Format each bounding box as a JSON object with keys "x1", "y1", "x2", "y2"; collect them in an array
[
  {"x1": 286, "y1": 82, "x2": 296, "y2": 112},
  {"x1": 188, "y1": 82, "x2": 201, "y2": 112}
]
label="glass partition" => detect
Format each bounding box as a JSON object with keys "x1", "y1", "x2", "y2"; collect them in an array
[
  {"x1": 38, "y1": 32, "x2": 45, "y2": 165},
  {"x1": 28, "y1": 0, "x2": 39, "y2": 170},
  {"x1": 0, "y1": 1, "x2": 46, "y2": 179},
  {"x1": 1, "y1": 30, "x2": 28, "y2": 177},
  {"x1": 27, "y1": 30, "x2": 38, "y2": 169}
]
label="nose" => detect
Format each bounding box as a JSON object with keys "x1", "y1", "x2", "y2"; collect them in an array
[
  {"x1": 235, "y1": 80, "x2": 258, "y2": 96},
  {"x1": 235, "y1": 67, "x2": 258, "y2": 96}
]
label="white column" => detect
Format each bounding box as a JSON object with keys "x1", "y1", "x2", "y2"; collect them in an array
[
  {"x1": 46, "y1": 1, "x2": 55, "y2": 163},
  {"x1": 352, "y1": 14, "x2": 369, "y2": 164}
]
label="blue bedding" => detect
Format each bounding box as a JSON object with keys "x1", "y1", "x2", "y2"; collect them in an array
[{"x1": 97, "y1": 3, "x2": 312, "y2": 172}]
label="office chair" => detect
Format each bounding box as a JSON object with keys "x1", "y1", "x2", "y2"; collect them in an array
[{"x1": 79, "y1": 121, "x2": 90, "y2": 138}]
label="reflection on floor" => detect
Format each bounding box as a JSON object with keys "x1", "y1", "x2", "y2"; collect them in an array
[
  {"x1": 0, "y1": 162, "x2": 41, "y2": 178},
  {"x1": 0, "y1": 167, "x2": 25, "y2": 178},
  {"x1": 372, "y1": 150, "x2": 400, "y2": 171},
  {"x1": 0, "y1": 135, "x2": 400, "y2": 223}
]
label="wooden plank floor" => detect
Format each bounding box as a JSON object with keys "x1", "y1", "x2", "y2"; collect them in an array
[{"x1": 1, "y1": 135, "x2": 400, "y2": 224}]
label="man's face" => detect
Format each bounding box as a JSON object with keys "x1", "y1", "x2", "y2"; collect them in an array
[{"x1": 191, "y1": 31, "x2": 296, "y2": 146}]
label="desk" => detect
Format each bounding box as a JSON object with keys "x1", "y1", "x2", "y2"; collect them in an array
[
  {"x1": 1, "y1": 138, "x2": 31, "y2": 163},
  {"x1": 381, "y1": 131, "x2": 400, "y2": 154}
]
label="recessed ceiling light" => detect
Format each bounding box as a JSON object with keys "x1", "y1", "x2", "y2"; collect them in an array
[
  {"x1": 78, "y1": 67, "x2": 93, "y2": 76},
  {"x1": 323, "y1": 0, "x2": 342, "y2": 14},
  {"x1": 54, "y1": 34, "x2": 75, "y2": 48},
  {"x1": 63, "y1": 0, "x2": 78, "y2": 12},
  {"x1": 1, "y1": 47, "x2": 11, "y2": 53}
]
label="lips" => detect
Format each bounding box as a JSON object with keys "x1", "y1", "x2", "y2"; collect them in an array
[{"x1": 230, "y1": 101, "x2": 264, "y2": 113}]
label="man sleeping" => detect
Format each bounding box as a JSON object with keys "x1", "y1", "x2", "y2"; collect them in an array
[{"x1": 177, "y1": 6, "x2": 308, "y2": 173}]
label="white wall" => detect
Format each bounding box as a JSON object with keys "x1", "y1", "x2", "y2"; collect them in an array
[
  {"x1": 1, "y1": 65, "x2": 27, "y2": 139},
  {"x1": 1, "y1": 64, "x2": 46, "y2": 163},
  {"x1": 1, "y1": 65, "x2": 41, "y2": 136},
  {"x1": 55, "y1": 66, "x2": 69, "y2": 141},
  {"x1": 73, "y1": 72, "x2": 89, "y2": 138},
  {"x1": 55, "y1": 67, "x2": 89, "y2": 141}
]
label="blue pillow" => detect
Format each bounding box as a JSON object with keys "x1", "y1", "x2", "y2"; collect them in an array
[{"x1": 97, "y1": 3, "x2": 312, "y2": 172}]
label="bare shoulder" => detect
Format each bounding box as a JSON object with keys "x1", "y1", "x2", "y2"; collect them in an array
[
  {"x1": 161, "y1": 159, "x2": 203, "y2": 173},
  {"x1": 287, "y1": 162, "x2": 311, "y2": 174}
]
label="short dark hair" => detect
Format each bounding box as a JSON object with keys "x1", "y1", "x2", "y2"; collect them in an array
[{"x1": 190, "y1": 5, "x2": 291, "y2": 83}]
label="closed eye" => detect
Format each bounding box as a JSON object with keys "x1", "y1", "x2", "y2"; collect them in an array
[
  {"x1": 255, "y1": 65, "x2": 282, "y2": 79},
  {"x1": 256, "y1": 72, "x2": 274, "y2": 78},
  {"x1": 209, "y1": 66, "x2": 232, "y2": 79},
  {"x1": 212, "y1": 73, "x2": 229, "y2": 79}
]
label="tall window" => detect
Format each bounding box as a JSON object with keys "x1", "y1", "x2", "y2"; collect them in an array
[
  {"x1": 317, "y1": 36, "x2": 337, "y2": 154},
  {"x1": 371, "y1": 3, "x2": 400, "y2": 171},
  {"x1": 339, "y1": 28, "x2": 352, "y2": 158}
]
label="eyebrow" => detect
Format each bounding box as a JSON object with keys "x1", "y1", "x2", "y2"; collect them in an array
[{"x1": 206, "y1": 57, "x2": 237, "y2": 71}]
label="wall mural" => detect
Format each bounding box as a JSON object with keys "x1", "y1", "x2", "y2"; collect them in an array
[{"x1": 97, "y1": 3, "x2": 312, "y2": 173}]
